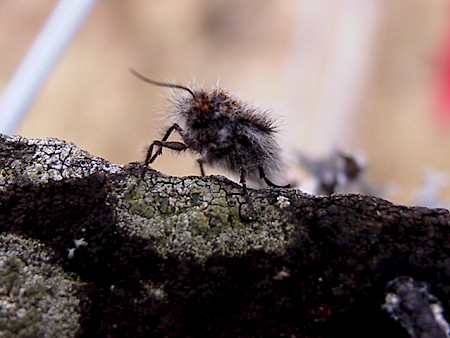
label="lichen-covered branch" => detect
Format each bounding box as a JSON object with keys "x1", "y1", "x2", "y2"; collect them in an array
[{"x1": 0, "y1": 133, "x2": 449, "y2": 337}]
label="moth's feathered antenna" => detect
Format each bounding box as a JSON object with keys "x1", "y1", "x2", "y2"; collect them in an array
[{"x1": 129, "y1": 68, "x2": 196, "y2": 100}]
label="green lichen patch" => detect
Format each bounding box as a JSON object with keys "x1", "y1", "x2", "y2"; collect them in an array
[
  {"x1": 115, "y1": 173, "x2": 294, "y2": 264},
  {"x1": 0, "y1": 233, "x2": 83, "y2": 337}
]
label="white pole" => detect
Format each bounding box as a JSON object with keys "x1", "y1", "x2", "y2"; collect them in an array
[
  {"x1": 282, "y1": 0, "x2": 383, "y2": 155},
  {"x1": 0, "y1": 0, "x2": 97, "y2": 134}
]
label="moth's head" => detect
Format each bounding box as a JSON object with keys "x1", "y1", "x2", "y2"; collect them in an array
[{"x1": 130, "y1": 69, "x2": 237, "y2": 125}]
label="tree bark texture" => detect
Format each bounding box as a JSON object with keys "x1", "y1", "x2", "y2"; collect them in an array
[{"x1": 0, "y1": 134, "x2": 449, "y2": 337}]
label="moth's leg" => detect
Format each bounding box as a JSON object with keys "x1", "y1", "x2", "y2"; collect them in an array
[
  {"x1": 138, "y1": 141, "x2": 187, "y2": 185},
  {"x1": 148, "y1": 123, "x2": 184, "y2": 164},
  {"x1": 237, "y1": 167, "x2": 256, "y2": 221},
  {"x1": 145, "y1": 139, "x2": 186, "y2": 166},
  {"x1": 127, "y1": 125, "x2": 186, "y2": 197},
  {"x1": 239, "y1": 168, "x2": 249, "y2": 199},
  {"x1": 197, "y1": 159, "x2": 206, "y2": 176},
  {"x1": 258, "y1": 166, "x2": 290, "y2": 188}
]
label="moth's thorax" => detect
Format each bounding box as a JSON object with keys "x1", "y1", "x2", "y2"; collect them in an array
[{"x1": 174, "y1": 89, "x2": 238, "y2": 152}]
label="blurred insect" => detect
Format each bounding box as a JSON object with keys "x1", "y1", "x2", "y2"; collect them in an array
[{"x1": 130, "y1": 69, "x2": 289, "y2": 203}]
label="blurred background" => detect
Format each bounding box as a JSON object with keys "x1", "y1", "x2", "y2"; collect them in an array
[{"x1": 1, "y1": 0, "x2": 450, "y2": 207}]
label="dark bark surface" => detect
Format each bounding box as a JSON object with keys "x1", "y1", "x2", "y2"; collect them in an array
[{"x1": 0, "y1": 134, "x2": 449, "y2": 337}]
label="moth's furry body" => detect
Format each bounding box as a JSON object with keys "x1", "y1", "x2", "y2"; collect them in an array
[
  {"x1": 131, "y1": 69, "x2": 289, "y2": 197},
  {"x1": 171, "y1": 89, "x2": 283, "y2": 186}
]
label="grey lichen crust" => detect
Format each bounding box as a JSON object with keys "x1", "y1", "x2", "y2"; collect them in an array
[
  {"x1": 0, "y1": 134, "x2": 122, "y2": 189},
  {"x1": 0, "y1": 233, "x2": 82, "y2": 337}
]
